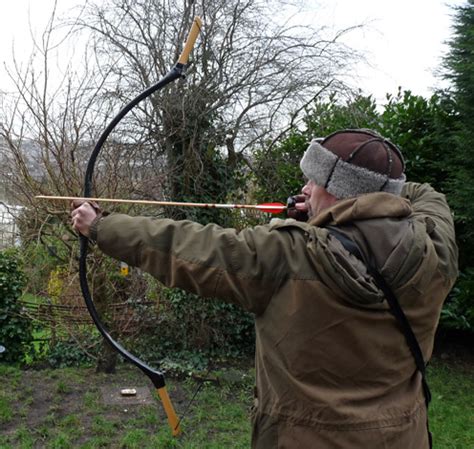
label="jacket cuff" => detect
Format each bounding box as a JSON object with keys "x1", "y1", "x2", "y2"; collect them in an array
[{"x1": 89, "y1": 215, "x2": 104, "y2": 242}]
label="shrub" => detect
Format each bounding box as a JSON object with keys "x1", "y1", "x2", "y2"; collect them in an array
[
  {"x1": 0, "y1": 249, "x2": 32, "y2": 363},
  {"x1": 21, "y1": 240, "x2": 67, "y2": 295},
  {"x1": 47, "y1": 337, "x2": 99, "y2": 368},
  {"x1": 441, "y1": 268, "x2": 474, "y2": 331},
  {"x1": 131, "y1": 286, "x2": 255, "y2": 370}
]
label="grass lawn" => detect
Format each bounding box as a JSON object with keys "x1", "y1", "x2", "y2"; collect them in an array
[
  {"x1": 0, "y1": 356, "x2": 472, "y2": 448},
  {"x1": 428, "y1": 357, "x2": 474, "y2": 448},
  {"x1": 0, "y1": 362, "x2": 253, "y2": 449}
]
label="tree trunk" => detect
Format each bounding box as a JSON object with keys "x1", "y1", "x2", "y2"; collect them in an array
[{"x1": 96, "y1": 338, "x2": 118, "y2": 374}]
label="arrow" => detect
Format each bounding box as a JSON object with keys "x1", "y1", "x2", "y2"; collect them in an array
[{"x1": 35, "y1": 195, "x2": 287, "y2": 214}]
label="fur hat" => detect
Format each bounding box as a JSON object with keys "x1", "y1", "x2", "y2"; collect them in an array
[{"x1": 299, "y1": 129, "x2": 406, "y2": 199}]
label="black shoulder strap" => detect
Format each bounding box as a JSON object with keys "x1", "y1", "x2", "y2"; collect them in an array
[{"x1": 327, "y1": 227, "x2": 433, "y2": 447}]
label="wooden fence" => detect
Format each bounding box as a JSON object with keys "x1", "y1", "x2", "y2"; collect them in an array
[{"x1": 18, "y1": 296, "x2": 156, "y2": 337}]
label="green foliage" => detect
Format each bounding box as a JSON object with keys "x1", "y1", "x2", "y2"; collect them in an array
[
  {"x1": 303, "y1": 93, "x2": 381, "y2": 137},
  {"x1": 443, "y1": 0, "x2": 474, "y2": 126},
  {"x1": 442, "y1": 1, "x2": 474, "y2": 269},
  {"x1": 131, "y1": 287, "x2": 255, "y2": 371},
  {"x1": 439, "y1": 1, "x2": 474, "y2": 330},
  {"x1": 21, "y1": 240, "x2": 67, "y2": 295},
  {"x1": 253, "y1": 132, "x2": 310, "y2": 203},
  {"x1": 441, "y1": 268, "x2": 474, "y2": 331},
  {"x1": 46, "y1": 337, "x2": 98, "y2": 368},
  {"x1": 0, "y1": 249, "x2": 32, "y2": 363},
  {"x1": 380, "y1": 89, "x2": 458, "y2": 191},
  {"x1": 160, "y1": 86, "x2": 246, "y2": 229},
  {"x1": 172, "y1": 144, "x2": 241, "y2": 227}
]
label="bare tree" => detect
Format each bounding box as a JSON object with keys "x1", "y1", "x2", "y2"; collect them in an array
[
  {"x1": 76, "y1": 0, "x2": 362, "y2": 210},
  {"x1": 0, "y1": 4, "x2": 158, "y2": 372}
]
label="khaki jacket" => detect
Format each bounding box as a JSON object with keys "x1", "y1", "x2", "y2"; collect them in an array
[{"x1": 92, "y1": 182, "x2": 458, "y2": 449}]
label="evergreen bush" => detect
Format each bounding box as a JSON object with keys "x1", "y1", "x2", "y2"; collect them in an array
[{"x1": 0, "y1": 249, "x2": 32, "y2": 363}]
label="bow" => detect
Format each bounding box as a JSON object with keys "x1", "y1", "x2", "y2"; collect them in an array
[{"x1": 79, "y1": 17, "x2": 202, "y2": 437}]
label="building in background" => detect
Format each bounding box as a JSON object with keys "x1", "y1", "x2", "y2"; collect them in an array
[
  {"x1": 0, "y1": 135, "x2": 22, "y2": 248},
  {"x1": 0, "y1": 202, "x2": 21, "y2": 249}
]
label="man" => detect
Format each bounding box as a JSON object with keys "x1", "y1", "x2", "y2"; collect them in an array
[{"x1": 72, "y1": 129, "x2": 458, "y2": 448}]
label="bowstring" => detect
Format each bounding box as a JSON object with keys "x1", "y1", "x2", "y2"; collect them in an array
[
  {"x1": 174, "y1": 365, "x2": 213, "y2": 431},
  {"x1": 168, "y1": 17, "x2": 223, "y2": 432}
]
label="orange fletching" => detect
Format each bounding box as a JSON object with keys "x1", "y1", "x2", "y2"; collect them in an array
[{"x1": 257, "y1": 202, "x2": 286, "y2": 214}]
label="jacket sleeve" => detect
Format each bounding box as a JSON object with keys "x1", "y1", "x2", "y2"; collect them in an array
[
  {"x1": 402, "y1": 182, "x2": 458, "y2": 281},
  {"x1": 92, "y1": 214, "x2": 313, "y2": 314}
]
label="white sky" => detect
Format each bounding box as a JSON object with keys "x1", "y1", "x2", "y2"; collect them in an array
[
  {"x1": 0, "y1": 0, "x2": 467, "y2": 104},
  {"x1": 323, "y1": 0, "x2": 466, "y2": 102}
]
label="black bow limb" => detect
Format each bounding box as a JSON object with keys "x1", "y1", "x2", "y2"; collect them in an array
[{"x1": 79, "y1": 16, "x2": 203, "y2": 437}]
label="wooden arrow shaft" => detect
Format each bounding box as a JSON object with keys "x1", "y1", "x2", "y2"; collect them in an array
[{"x1": 36, "y1": 195, "x2": 287, "y2": 212}]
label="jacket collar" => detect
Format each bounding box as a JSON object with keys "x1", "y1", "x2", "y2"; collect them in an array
[{"x1": 310, "y1": 192, "x2": 412, "y2": 227}]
